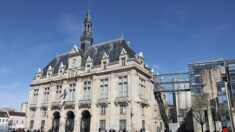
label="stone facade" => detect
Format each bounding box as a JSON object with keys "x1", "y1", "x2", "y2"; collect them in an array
[
  {"x1": 26, "y1": 11, "x2": 163, "y2": 132},
  {"x1": 0, "y1": 111, "x2": 8, "y2": 131},
  {"x1": 8, "y1": 111, "x2": 26, "y2": 130}
]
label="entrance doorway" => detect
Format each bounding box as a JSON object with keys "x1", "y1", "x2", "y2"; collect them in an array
[
  {"x1": 65, "y1": 111, "x2": 75, "y2": 132},
  {"x1": 80, "y1": 110, "x2": 91, "y2": 132},
  {"x1": 52, "y1": 111, "x2": 60, "y2": 132}
]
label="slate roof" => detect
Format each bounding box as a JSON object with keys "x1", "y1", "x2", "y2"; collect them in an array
[
  {"x1": 8, "y1": 112, "x2": 25, "y2": 117},
  {"x1": 42, "y1": 39, "x2": 136, "y2": 76},
  {"x1": 81, "y1": 39, "x2": 136, "y2": 66},
  {"x1": 42, "y1": 53, "x2": 70, "y2": 76},
  {"x1": 0, "y1": 111, "x2": 8, "y2": 118}
]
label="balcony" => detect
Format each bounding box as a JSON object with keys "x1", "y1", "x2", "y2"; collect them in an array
[
  {"x1": 137, "y1": 97, "x2": 149, "y2": 106},
  {"x1": 64, "y1": 100, "x2": 75, "y2": 109},
  {"x1": 29, "y1": 103, "x2": 37, "y2": 109},
  {"x1": 40, "y1": 102, "x2": 48, "y2": 109},
  {"x1": 114, "y1": 96, "x2": 129, "y2": 105},
  {"x1": 50, "y1": 102, "x2": 61, "y2": 109},
  {"x1": 96, "y1": 98, "x2": 109, "y2": 106},
  {"x1": 78, "y1": 99, "x2": 91, "y2": 108}
]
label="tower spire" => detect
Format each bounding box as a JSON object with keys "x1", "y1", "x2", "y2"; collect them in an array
[
  {"x1": 85, "y1": 9, "x2": 91, "y2": 22},
  {"x1": 80, "y1": 10, "x2": 93, "y2": 52}
]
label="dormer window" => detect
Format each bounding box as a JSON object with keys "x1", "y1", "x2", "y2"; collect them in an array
[
  {"x1": 86, "y1": 64, "x2": 91, "y2": 72},
  {"x1": 48, "y1": 73, "x2": 51, "y2": 76},
  {"x1": 103, "y1": 61, "x2": 107, "y2": 70},
  {"x1": 121, "y1": 58, "x2": 126, "y2": 66},
  {"x1": 60, "y1": 70, "x2": 63, "y2": 73}
]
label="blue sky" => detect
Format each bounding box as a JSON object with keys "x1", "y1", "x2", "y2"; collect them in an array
[{"x1": 0, "y1": 0, "x2": 235, "y2": 110}]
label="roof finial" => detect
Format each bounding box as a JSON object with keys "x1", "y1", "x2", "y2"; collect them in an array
[
  {"x1": 71, "y1": 44, "x2": 79, "y2": 53},
  {"x1": 121, "y1": 33, "x2": 124, "y2": 40},
  {"x1": 85, "y1": 9, "x2": 91, "y2": 22},
  {"x1": 37, "y1": 68, "x2": 42, "y2": 73}
]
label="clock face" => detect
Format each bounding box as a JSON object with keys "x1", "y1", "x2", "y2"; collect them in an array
[{"x1": 72, "y1": 59, "x2": 77, "y2": 64}]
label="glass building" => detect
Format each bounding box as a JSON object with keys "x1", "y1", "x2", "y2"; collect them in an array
[
  {"x1": 188, "y1": 59, "x2": 235, "y2": 131},
  {"x1": 228, "y1": 63, "x2": 235, "y2": 106},
  {"x1": 188, "y1": 59, "x2": 225, "y2": 94},
  {"x1": 217, "y1": 82, "x2": 232, "y2": 131}
]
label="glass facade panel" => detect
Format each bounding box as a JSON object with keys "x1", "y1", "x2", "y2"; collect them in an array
[
  {"x1": 216, "y1": 82, "x2": 232, "y2": 131},
  {"x1": 188, "y1": 60, "x2": 224, "y2": 94}
]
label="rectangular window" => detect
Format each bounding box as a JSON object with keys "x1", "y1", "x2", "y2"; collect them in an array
[
  {"x1": 160, "y1": 122, "x2": 162, "y2": 130},
  {"x1": 139, "y1": 78, "x2": 145, "y2": 98},
  {"x1": 42, "y1": 110, "x2": 47, "y2": 117},
  {"x1": 30, "y1": 120, "x2": 34, "y2": 129},
  {"x1": 119, "y1": 120, "x2": 126, "y2": 130},
  {"x1": 87, "y1": 64, "x2": 91, "y2": 72},
  {"x1": 56, "y1": 85, "x2": 62, "y2": 102},
  {"x1": 142, "y1": 106, "x2": 145, "y2": 116},
  {"x1": 31, "y1": 110, "x2": 35, "y2": 117},
  {"x1": 84, "y1": 81, "x2": 91, "y2": 100},
  {"x1": 100, "y1": 120, "x2": 106, "y2": 130},
  {"x1": 157, "y1": 127, "x2": 161, "y2": 132},
  {"x1": 43, "y1": 87, "x2": 50, "y2": 103},
  {"x1": 32, "y1": 89, "x2": 39, "y2": 104},
  {"x1": 41, "y1": 120, "x2": 45, "y2": 129},
  {"x1": 100, "y1": 79, "x2": 108, "y2": 98},
  {"x1": 120, "y1": 104, "x2": 127, "y2": 114},
  {"x1": 121, "y1": 58, "x2": 126, "y2": 66},
  {"x1": 69, "y1": 83, "x2": 76, "y2": 101},
  {"x1": 100, "y1": 106, "x2": 106, "y2": 115},
  {"x1": 142, "y1": 120, "x2": 145, "y2": 129},
  {"x1": 103, "y1": 61, "x2": 107, "y2": 70},
  {"x1": 204, "y1": 110, "x2": 208, "y2": 121},
  {"x1": 119, "y1": 76, "x2": 128, "y2": 97}
]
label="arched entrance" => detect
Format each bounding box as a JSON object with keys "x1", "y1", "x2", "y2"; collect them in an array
[
  {"x1": 65, "y1": 111, "x2": 75, "y2": 132},
  {"x1": 80, "y1": 110, "x2": 91, "y2": 132},
  {"x1": 52, "y1": 111, "x2": 60, "y2": 132}
]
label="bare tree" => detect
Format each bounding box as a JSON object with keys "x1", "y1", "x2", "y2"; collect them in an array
[{"x1": 190, "y1": 94, "x2": 210, "y2": 132}]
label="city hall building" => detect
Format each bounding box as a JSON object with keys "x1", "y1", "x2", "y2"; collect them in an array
[{"x1": 26, "y1": 11, "x2": 163, "y2": 132}]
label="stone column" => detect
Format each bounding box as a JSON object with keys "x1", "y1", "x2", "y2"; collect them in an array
[
  {"x1": 90, "y1": 75, "x2": 99, "y2": 131},
  {"x1": 73, "y1": 108, "x2": 80, "y2": 132},
  {"x1": 59, "y1": 110, "x2": 66, "y2": 132},
  {"x1": 130, "y1": 69, "x2": 139, "y2": 131},
  {"x1": 109, "y1": 72, "x2": 116, "y2": 130}
]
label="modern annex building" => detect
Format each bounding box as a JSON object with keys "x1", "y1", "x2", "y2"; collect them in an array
[{"x1": 26, "y1": 11, "x2": 163, "y2": 132}]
